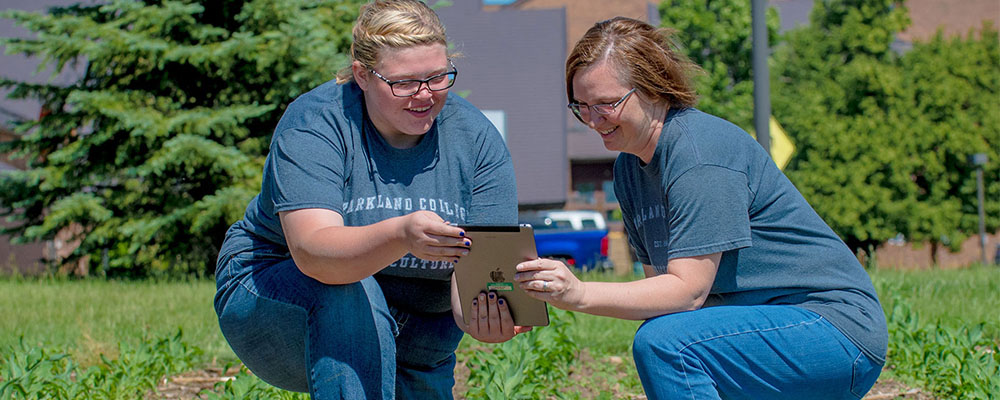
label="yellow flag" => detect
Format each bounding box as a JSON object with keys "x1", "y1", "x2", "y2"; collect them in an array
[
  {"x1": 769, "y1": 116, "x2": 794, "y2": 170},
  {"x1": 749, "y1": 116, "x2": 795, "y2": 170}
]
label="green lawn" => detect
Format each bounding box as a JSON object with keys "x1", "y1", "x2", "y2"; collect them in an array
[
  {"x1": 1, "y1": 266, "x2": 997, "y2": 398},
  {"x1": 1, "y1": 267, "x2": 997, "y2": 364},
  {"x1": 0, "y1": 278, "x2": 229, "y2": 366},
  {"x1": 869, "y1": 266, "x2": 1000, "y2": 339}
]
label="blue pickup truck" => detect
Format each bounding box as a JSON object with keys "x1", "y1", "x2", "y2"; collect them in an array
[{"x1": 519, "y1": 210, "x2": 609, "y2": 271}]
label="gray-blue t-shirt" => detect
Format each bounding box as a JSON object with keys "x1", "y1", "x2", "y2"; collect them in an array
[
  {"x1": 614, "y1": 108, "x2": 887, "y2": 363},
  {"x1": 219, "y1": 81, "x2": 517, "y2": 313}
]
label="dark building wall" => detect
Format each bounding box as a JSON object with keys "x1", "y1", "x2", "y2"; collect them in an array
[
  {"x1": 1, "y1": 0, "x2": 86, "y2": 275},
  {"x1": 0, "y1": 161, "x2": 47, "y2": 275},
  {"x1": 435, "y1": 2, "x2": 568, "y2": 207},
  {"x1": 1, "y1": 0, "x2": 90, "y2": 128}
]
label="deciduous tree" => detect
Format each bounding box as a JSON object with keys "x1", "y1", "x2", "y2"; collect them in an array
[
  {"x1": 772, "y1": 0, "x2": 999, "y2": 260},
  {"x1": 658, "y1": 0, "x2": 780, "y2": 130}
]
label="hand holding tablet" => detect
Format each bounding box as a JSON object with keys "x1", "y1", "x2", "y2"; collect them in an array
[{"x1": 453, "y1": 224, "x2": 550, "y2": 327}]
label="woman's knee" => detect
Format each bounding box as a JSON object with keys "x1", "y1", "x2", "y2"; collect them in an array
[
  {"x1": 218, "y1": 285, "x2": 311, "y2": 392},
  {"x1": 218, "y1": 275, "x2": 392, "y2": 393},
  {"x1": 632, "y1": 317, "x2": 690, "y2": 373},
  {"x1": 633, "y1": 316, "x2": 687, "y2": 353}
]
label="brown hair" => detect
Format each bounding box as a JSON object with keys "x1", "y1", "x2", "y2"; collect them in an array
[
  {"x1": 336, "y1": 0, "x2": 452, "y2": 83},
  {"x1": 565, "y1": 17, "x2": 701, "y2": 108}
]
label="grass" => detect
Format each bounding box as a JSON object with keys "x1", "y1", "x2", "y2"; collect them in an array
[
  {"x1": 563, "y1": 270, "x2": 643, "y2": 355},
  {"x1": 869, "y1": 265, "x2": 1000, "y2": 340},
  {"x1": 1, "y1": 265, "x2": 997, "y2": 398},
  {"x1": 0, "y1": 277, "x2": 230, "y2": 366}
]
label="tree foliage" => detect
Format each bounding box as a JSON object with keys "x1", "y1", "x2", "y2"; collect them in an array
[
  {"x1": 658, "y1": 0, "x2": 780, "y2": 130},
  {"x1": 0, "y1": 0, "x2": 363, "y2": 276},
  {"x1": 893, "y1": 24, "x2": 1000, "y2": 253},
  {"x1": 771, "y1": 0, "x2": 999, "y2": 257}
]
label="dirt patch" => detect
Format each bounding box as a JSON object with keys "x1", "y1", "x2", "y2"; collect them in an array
[
  {"x1": 863, "y1": 378, "x2": 937, "y2": 400},
  {"x1": 152, "y1": 362, "x2": 935, "y2": 399},
  {"x1": 148, "y1": 366, "x2": 240, "y2": 399}
]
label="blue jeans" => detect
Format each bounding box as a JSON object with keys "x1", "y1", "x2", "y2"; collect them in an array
[
  {"x1": 632, "y1": 305, "x2": 883, "y2": 400},
  {"x1": 214, "y1": 253, "x2": 464, "y2": 399}
]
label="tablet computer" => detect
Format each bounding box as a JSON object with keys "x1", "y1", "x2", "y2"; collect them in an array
[{"x1": 454, "y1": 224, "x2": 549, "y2": 326}]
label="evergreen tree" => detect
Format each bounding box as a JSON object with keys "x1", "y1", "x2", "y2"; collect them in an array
[{"x1": 0, "y1": 0, "x2": 363, "y2": 276}]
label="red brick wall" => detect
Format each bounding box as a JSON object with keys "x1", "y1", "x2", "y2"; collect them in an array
[{"x1": 875, "y1": 232, "x2": 999, "y2": 270}]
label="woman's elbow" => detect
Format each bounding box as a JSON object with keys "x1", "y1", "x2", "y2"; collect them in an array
[
  {"x1": 293, "y1": 256, "x2": 360, "y2": 285},
  {"x1": 685, "y1": 290, "x2": 712, "y2": 311}
]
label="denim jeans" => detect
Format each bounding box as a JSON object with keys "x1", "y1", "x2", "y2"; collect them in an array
[
  {"x1": 214, "y1": 253, "x2": 464, "y2": 399},
  {"x1": 632, "y1": 305, "x2": 883, "y2": 400}
]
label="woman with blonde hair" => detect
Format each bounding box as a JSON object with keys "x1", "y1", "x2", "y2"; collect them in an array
[
  {"x1": 214, "y1": 1, "x2": 526, "y2": 398},
  {"x1": 516, "y1": 17, "x2": 887, "y2": 399}
]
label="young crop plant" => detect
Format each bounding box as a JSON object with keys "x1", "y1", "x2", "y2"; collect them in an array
[
  {"x1": 881, "y1": 283, "x2": 1000, "y2": 399},
  {"x1": 0, "y1": 330, "x2": 200, "y2": 399},
  {"x1": 464, "y1": 308, "x2": 579, "y2": 399}
]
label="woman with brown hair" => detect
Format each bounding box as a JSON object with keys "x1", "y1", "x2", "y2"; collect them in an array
[{"x1": 517, "y1": 17, "x2": 887, "y2": 399}]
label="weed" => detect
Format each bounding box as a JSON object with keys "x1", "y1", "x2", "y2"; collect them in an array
[
  {"x1": 881, "y1": 281, "x2": 1000, "y2": 399},
  {"x1": 464, "y1": 308, "x2": 579, "y2": 399},
  {"x1": 0, "y1": 330, "x2": 200, "y2": 399}
]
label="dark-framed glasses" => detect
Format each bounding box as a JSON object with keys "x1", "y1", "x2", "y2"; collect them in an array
[
  {"x1": 370, "y1": 61, "x2": 458, "y2": 97},
  {"x1": 567, "y1": 88, "x2": 636, "y2": 124}
]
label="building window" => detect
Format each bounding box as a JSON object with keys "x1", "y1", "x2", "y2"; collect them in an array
[{"x1": 481, "y1": 110, "x2": 506, "y2": 143}]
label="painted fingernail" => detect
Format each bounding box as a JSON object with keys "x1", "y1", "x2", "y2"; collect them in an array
[
  {"x1": 464, "y1": 240, "x2": 471, "y2": 246},
  {"x1": 488, "y1": 293, "x2": 495, "y2": 300},
  {"x1": 498, "y1": 298, "x2": 505, "y2": 305},
  {"x1": 453, "y1": 259, "x2": 459, "y2": 263},
  {"x1": 472, "y1": 299, "x2": 478, "y2": 306},
  {"x1": 459, "y1": 231, "x2": 465, "y2": 237}
]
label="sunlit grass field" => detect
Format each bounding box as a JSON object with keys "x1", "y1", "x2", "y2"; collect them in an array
[
  {"x1": 869, "y1": 266, "x2": 1000, "y2": 339},
  {"x1": 1, "y1": 265, "x2": 997, "y2": 398},
  {"x1": 2, "y1": 267, "x2": 997, "y2": 365},
  {"x1": 0, "y1": 278, "x2": 228, "y2": 366},
  {"x1": 0, "y1": 272, "x2": 645, "y2": 367}
]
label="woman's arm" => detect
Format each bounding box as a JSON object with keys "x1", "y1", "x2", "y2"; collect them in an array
[
  {"x1": 516, "y1": 253, "x2": 720, "y2": 320},
  {"x1": 280, "y1": 208, "x2": 469, "y2": 285}
]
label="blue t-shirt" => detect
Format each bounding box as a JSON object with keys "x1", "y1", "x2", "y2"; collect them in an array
[
  {"x1": 218, "y1": 81, "x2": 517, "y2": 313},
  {"x1": 614, "y1": 108, "x2": 888, "y2": 363}
]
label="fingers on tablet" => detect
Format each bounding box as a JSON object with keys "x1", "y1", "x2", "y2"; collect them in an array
[{"x1": 498, "y1": 297, "x2": 515, "y2": 336}]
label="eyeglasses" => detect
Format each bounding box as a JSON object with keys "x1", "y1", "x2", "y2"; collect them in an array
[
  {"x1": 567, "y1": 88, "x2": 636, "y2": 124},
  {"x1": 370, "y1": 61, "x2": 458, "y2": 97}
]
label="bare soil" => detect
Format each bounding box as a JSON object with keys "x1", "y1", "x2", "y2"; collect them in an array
[{"x1": 151, "y1": 360, "x2": 937, "y2": 399}]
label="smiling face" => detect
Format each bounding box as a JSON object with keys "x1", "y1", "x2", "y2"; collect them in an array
[
  {"x1": 354, "y1": 43, "x2": 450, "y2": 149},
  {"x1": 571, "y1": 61, "x2": 667, "y2": 163}
]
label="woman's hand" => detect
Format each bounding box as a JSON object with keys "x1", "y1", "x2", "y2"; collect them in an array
[
  {"x1": 515, "y1": 258, "x2": 585, "y2": 311},
  {"x1": 463, "y1": 291, "x2": 533, "y2": 343},
  {"x1": 400, "y1": 211, "x2": 470, "y2": 262}
]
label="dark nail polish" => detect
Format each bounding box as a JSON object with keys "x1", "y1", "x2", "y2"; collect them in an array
[
  {"x1": 498, "y1": 298, "x2": 504, "y2": 305},
  {"x1": 460, "y1": 231, "x2": 465, "y2": 237},
  {"x1": 488, "y1": 293, "x2": 495, "y2": 299},
  {"x1": 464, "y1": 240, "x2": 471, "y2": 246}
]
